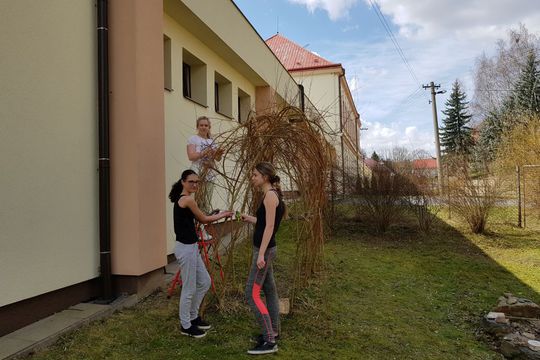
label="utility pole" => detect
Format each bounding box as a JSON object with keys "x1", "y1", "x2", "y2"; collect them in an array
[{"x1": 423, "y1": 81, "x2": 445, "y2": 195}]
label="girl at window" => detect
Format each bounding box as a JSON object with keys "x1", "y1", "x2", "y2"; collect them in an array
[{"x1": 186, "y1": 116, "x2": 223, "y2": 213}]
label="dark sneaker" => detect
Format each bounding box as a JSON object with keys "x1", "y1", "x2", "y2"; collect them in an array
[
  {"x1": 247, "y1": 341, "x2": 278, "y2": 355},
  {"x1": 181, "y1": 325, "x2": 206, "y2": 338},
  {"x1": 251, "y1": 334, "x2": 280, "y2": 343},
  {"x1": 191, "y1": 316, "x2": 212, "y2": 330}
]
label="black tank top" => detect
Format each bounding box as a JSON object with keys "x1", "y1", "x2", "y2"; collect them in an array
[
  {"x1": 253, "y1": 189, "x2": 285, "y2": 249},
  {"x1": 173, "y1": 195, "x2": 198, "y2": 244}
]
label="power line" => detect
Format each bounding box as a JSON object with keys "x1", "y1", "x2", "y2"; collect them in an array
[
  {"x1": 474, "y1": 89, "x2": 514, "y2": 92},
  {"x1": 368, "y1": 0, "x2": 419, "y2": 86},
  {"x1": 394, "y1": 86, "x2": 424, "y2": 109}
]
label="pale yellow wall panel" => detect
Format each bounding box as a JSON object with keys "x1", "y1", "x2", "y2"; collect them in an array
[{"x1": 0, "y1": 1, "x2": 98, "y2": 306}]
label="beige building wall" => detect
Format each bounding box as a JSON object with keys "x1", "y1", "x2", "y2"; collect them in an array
[
  {"x1": 0, "y1": 1, "x2": 98, "y2": 306},
  {"x1": 178, "y1": 0, "x2": 300, "y2": 104},
  {"x1": 340, "y1": 78, "x2": 361, "y2": 187},
  {"x1": 163, "y1": 14, "x2": 258, "y2": 254},
  {"x1": 163, "y1": 1, "x2": 300, "y2": 254},
  {"x1": 293, "y1": 69, "x2": 363, "y2": 193},
  {"x1": 292, "y1": 71, "x2": 340, "y2": 134}
]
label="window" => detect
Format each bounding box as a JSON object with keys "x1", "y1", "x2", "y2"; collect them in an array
[
  {"x1": 163, "y1": 35, "x2": 172, "y2": 91},
  {"x1": 298, "y1": 84, "x2": 305, "y2": 112},
  {"x1": 238, "y1": 96, "x2": 241, "y2": 122},
  {"x1": 214, "y1": 82, "x2": 220, "y2": 112},
  {"x1": 214, "y1": 71, "x2": 232, "y2": 117},
  {"x1": 183, "y1": 63, "x2": 191, "y2": 98},
  {"x1": 182, "y1": 48, "x2": 207, "y2": 106},
  {"x1": 237, "y1": 87, "x2": 251, "y2": 123}
]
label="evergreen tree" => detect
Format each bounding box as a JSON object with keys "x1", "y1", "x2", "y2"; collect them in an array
[
  {"x1": 440, "y1": 80, "x2": 474, "y2": 155},
  {"x1": 371, "y1": 151, "x2": 380, "y2": 162},
  {"x1": 513, "y1": 51, "x2": 540, "y2": 116}
]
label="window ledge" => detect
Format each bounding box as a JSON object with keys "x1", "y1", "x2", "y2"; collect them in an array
[
  {"x1": 184, "y1": 96, "x2": 208, "y2": 108},
  {"x1": 216, "y1": 111, "x2": 233, "y2": 120}
]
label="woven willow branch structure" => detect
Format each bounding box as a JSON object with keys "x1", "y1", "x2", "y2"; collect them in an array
[{"x1": 197, "y1": 105, "x2": 334, "y2": 307}]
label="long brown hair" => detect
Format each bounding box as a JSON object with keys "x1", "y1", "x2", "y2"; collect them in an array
[
  {"x1": 255, "y1": 162, "x2": 283, "y2": 199},
  {"x1": 168, "y1": 169, "x2": 197, "y2": 203}
]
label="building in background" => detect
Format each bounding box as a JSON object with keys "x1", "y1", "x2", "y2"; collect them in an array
[{"x1": 266, "y1": 34, "x2": 366, "y2": 194}]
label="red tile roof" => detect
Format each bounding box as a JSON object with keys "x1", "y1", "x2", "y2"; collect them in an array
[
  {"x1": 266, "y1": 33, "x2": 341, "y2": 72},
  {"x1": 363, "y1": 158, "x2": 380, "y2": 169},
  {"x1": 413, "y1": 158, "x2": 438, "y2": 169},
  {"x1": 363, "y1": 158, "x2": 392, "y2": 173}
]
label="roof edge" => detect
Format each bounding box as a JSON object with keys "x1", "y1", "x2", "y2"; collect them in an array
[{"x1": 289, "y1": 63, "x2": 343, "y2": 72}]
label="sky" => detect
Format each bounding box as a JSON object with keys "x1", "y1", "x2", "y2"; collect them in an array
[{"x1": 233, "y1": 0, "x2": 540, "y2": 157}]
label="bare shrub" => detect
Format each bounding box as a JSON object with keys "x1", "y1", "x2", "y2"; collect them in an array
[
  {"x1": 410, "y1": 198, "x2": 438, "y2": 233},
  {"x1": 385, "y1": 147, "x2": 440, "y2": 233},
  {"x1": 355, "y1": 147, "x2": 441, "y2": 234},
  {"x1": 406, "y1": 177, "x2": 440, "y2": 233},
  {"x1": 357, "y1": 169, "x2": 408, "y2": 233},
  {"x1": 445, "y1": 156, "x2": 499, "y2": 233}
]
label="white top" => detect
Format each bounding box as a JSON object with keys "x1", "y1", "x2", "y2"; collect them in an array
[{"x1": 187, "y1": 135, "x2": 217, "y2": 180}]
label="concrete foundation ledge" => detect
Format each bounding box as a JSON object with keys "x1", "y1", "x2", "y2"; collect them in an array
[{"x1": 0, "y1": 294, "x2": 139, "y2": 360}]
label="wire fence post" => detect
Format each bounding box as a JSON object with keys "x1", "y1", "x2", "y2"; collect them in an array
[
  {"x1": 523, "y1": 166, "x2": 527, "y2": 228},
  {"x1": 516, "y1": 165, "x2": 522, "y2": 228}
]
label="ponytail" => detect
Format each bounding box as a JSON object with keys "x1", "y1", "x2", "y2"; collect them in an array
[
  {"x1": 269, "y1": 175, "x2": 283, "y2": 199},
  {"x1": 169, "y1": 169, "x2": 197, "y2": 203},
  {"x1": 255, "y1": 162, "x2": 284, "y2": 199}
]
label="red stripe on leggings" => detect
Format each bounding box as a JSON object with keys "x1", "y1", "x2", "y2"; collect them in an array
[{"x1": 252, "y1": 283, "x2": 269, "y2": 315}]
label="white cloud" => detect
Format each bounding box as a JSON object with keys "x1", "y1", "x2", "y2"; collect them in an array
[
  {"x1": 404, "y1": 126, "x2": 416, "y2": 138},
  {"x1": 360, "y1": 119, "x2": 435, "y2": 155},
  {"x1": 288, "y1": 0, "x2": 540, "y2": 153},
  {"x1": 369, "y1": 0, "x2": 540, "y2": 41},
  {"x1": 340, "y1": 36, "x2": 474, "y2": 154},
  {"x1": 288, "y1": 0, "x2": 359, "y2": 20},
  {"x1": 342, "y1": 24, "x2": 360, "y2": 32},
  {"x1": 349, "y1": 76, "x2": 359, "y2": 92},
  {"x1": 324, "y1": 1, "x2": 540, "y2": 154}
]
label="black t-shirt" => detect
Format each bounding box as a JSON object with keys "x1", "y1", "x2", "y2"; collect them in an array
[
  {"x1": 253, "y1": 189, "x2": 285, "y2": 249},
  {"x1": 173, "y1": 195, "x2": 198, "y2": 244}
]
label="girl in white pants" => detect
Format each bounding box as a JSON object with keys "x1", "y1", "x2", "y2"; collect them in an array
[{"x1": 169, "y1": 169, "x2": 232, "y2": 338}]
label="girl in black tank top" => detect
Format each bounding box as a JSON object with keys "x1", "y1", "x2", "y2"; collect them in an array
[
  {"x1": 173, "y1": 194, "x2": 198, "y2": 244},
  {"x1": 252, "y1": 189, "x2": 285, "y2": 248},
  {"x1": 240, "y1": 162, "x2": 286, "y2": 354},
  {"x1": 168, "y1": 169, "x2": 233, "y2": 338}
]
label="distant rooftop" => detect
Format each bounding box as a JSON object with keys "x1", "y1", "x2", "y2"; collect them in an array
[
  {"x1": 266, "y1": 33, "x2": 341, "y2": 72},
  {"x1": 413, "y1": 158, "x2": 438, "y2": 169}
]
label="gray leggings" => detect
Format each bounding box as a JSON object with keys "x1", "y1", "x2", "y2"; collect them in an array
[
  {"x1": 245, "y1": 246, "x2": 279, "y2": 342},
  {"x1": 174, "y1": 241, "x2": 211, "y2": 329}
]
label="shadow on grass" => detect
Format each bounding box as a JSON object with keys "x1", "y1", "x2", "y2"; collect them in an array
[
  {"x1": 316, "y1": 207, "x2": 540, "y2": 359},
  {"x1": 28, "y1": 208, "x2": 539, "y2": 360}
]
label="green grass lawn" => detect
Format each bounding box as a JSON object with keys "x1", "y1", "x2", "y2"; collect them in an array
[{"x1": 30, "y1": 207, "x2": 540, "y2": 360}]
